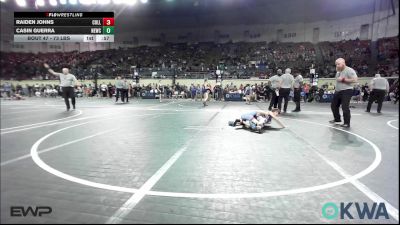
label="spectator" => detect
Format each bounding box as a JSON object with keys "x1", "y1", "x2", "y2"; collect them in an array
[
  {"x1": 100, "y1": 82, "x2": 108, "y2": 98},
  {"x1": 2, "y1": 82, "x2": 12, "y2": 97}
]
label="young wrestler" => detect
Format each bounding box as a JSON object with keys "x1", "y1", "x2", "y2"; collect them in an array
[{"x1": 229, "y1": 108, "x2": 285, "y2": 132}]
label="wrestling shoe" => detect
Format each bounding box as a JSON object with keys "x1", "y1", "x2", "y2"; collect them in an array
[
  {"x1": 340, "y1": 124, "x2": 350, "y2": 128},
  {"x1": 329, "y1": 120, "x2": 342, "y2": 125}
]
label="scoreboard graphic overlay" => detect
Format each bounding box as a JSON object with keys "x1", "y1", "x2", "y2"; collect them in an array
[{"x1": 14, "y1": 12, "x2": 114, "y2": 42}]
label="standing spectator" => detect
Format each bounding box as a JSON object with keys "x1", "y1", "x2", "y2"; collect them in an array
[
  {"x1": 107, "y1": 82, "x2": 113, "y2": 98},
  {"x1": 27, "y1": 84, "x2": 33, "y2": 97},
  {"x1": 215, "y1": 82, "x2": 223, "y2": 101},
  {"x1": 3, "y1": 82, "x2": 12, "y2": 97},
  {"x1": 327, "y1": 83, "x2": 335, "y2": 91},
  {"x1": 100, "y1": 82, "x2": 108, "y2": 98},
  {"x1": 390, "y1": 86, "x2": 399, "y2": 104},
  {"x1": 352, "y1": 84, "x2": 362, "y2": 103},
  {"x1": 202, "y1": 79, "x2": 212, "y2": 107},
  {"x1": 85, "y1": 84, "x2": 92, "y2": 98},
  {"x1": 256, "y1": 83, "x2": 266, "y2": 102},
  {"x1": 190, "y1": 84, "x2": 196, "y2": 101},
  {"x1": 131, "y1": 82, "x2": 139, "y2": 99},
  {"x1": 303, "y1": 83, "x2": 310, "y2": 102},
  {"x1": 34, "y1": 83, "x2": 40, "y2": 93},
  {"x1": 361, "y1": 82, "x2": 369, "y2": 102},
  {"x1": 16, "y1": 83, "x2": 22, "y2": 94},
  {"x1": 244, "y1": 84, "x2": 253, "y2": 104},
  {"x1": 388, "y1": 79, "x2": 399, "y2": 104},
  {"x1": 195, "y1": 84, "x2": 202, "y2": 101}
]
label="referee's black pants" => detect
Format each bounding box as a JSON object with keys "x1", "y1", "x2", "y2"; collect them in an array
[
  {"x1": 61, "y1": 87, "x2": 75, "y2": 110},
  {"x1": 367, "y1": 89, "x2": 386, "y2": 113},
  {"x1": 268, "y1": 89, "x2": 279, "y2": 110},
  {"x1": 293, "y1": 88, "x2": 301, "y2": 111},
  {"x1": 122, "y1": 88, "x2": 129, "y2": 102},
  {"x1": 331, "y1": 89, "x2": 353, "y2": 125},
  {"x1": 115, "y1": 88, "x2": 123, "y2": 102},
  {"x1": 278, "y1": 88, "x2": 291, "y2": 112}
]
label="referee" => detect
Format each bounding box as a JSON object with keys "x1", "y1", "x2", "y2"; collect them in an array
[
  {"x1": 292, "y1": 72, "x2": 303, "y2": 112},
  {"x1": 366, "y1": 74, "x2": 389, "y2": 113},
  {"x1": 115, "y1": 75, "x2": 124, "y2": 103},
  {"x1": 329, "y1": 58, "x2": 358, "y2": 128},
  {"x1": 268, "y1": 69, "x2": 283, "y2": 110},
  {"x1": 122, "y1": 77, "x2": 130, "y2": 103},
  {"x1": 44, "y1": 63, "x2": 79, "y2": 111},
  {"x1": 278, "y1": 68, "x2": 294, "y2": 113}
]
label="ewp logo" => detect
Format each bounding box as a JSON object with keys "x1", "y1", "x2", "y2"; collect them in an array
[
  {"x1": 10, "y1": 206, "x2": 52, "y2": 217},
  {"x1": 322, "y1": 202, "x2": 389, "y2": 220}
]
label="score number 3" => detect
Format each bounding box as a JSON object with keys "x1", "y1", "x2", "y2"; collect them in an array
[{"x1": 102, "y1": 18, "x2": 114, "y2": 26}]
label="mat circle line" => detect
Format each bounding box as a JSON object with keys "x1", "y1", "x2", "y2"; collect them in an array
[{"x1": 30, "y1": 117, "x2": 382, "y2": 199}]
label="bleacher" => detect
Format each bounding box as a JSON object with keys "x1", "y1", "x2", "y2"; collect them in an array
[{"x1": 1, "y1": 37, "x2": 398, "y2": 81}]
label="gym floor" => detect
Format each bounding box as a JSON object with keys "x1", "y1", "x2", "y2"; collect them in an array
[{"x1": 1, "y1": 98, "x2": 398, "y2": 224}]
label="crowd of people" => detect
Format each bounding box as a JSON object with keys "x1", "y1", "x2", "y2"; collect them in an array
[
  {"x1": 3, "y1": 56, "x2": 398, "y2": 127},
  {"x1": 319, "y1": 39, "x2": 372, "y2": 77},
  {"x1": 1, "y1": 37, "x2": 398, "y2": 81},
  {"x1": 0, "y1": 51, "x2": 102, "y2": 81},
  {"x1": 377, "y1": 36, "x2": 399, "y2": 78},
  {"x1": 266, "y1": 42, "x2": 317, "y2": 70},
  {"x1": 2, "y1": 76, "x2": 398, "y2": 105}
]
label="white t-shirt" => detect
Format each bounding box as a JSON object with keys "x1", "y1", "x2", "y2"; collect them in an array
[
  {"x1": 294, "y1": 75, "x2": 304, "y2": 88},
  {"x1": 280, "y1": 73, "x2": 295, "y2": 89},
  {"x1": 269, "y1": 75, "x2": 283, "y2": 89},
  {"x1": 56, "y1": 72, "x2": 77, "y2": 87},
  {"x1": 335, "y1": 66, "x2": 358, "y2": 91},
  {"x1": 370, "y1": 77, "x2": 389, "y2": 91}
]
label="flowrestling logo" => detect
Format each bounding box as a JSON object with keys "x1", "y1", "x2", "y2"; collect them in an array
[{"x1": 322, "y1": 202, "x2": 389, "y2": 220}]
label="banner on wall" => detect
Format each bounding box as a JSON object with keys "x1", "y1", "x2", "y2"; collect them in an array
[{"x1": 225, "y1": 93, "x2": 244, "y2": 101}]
